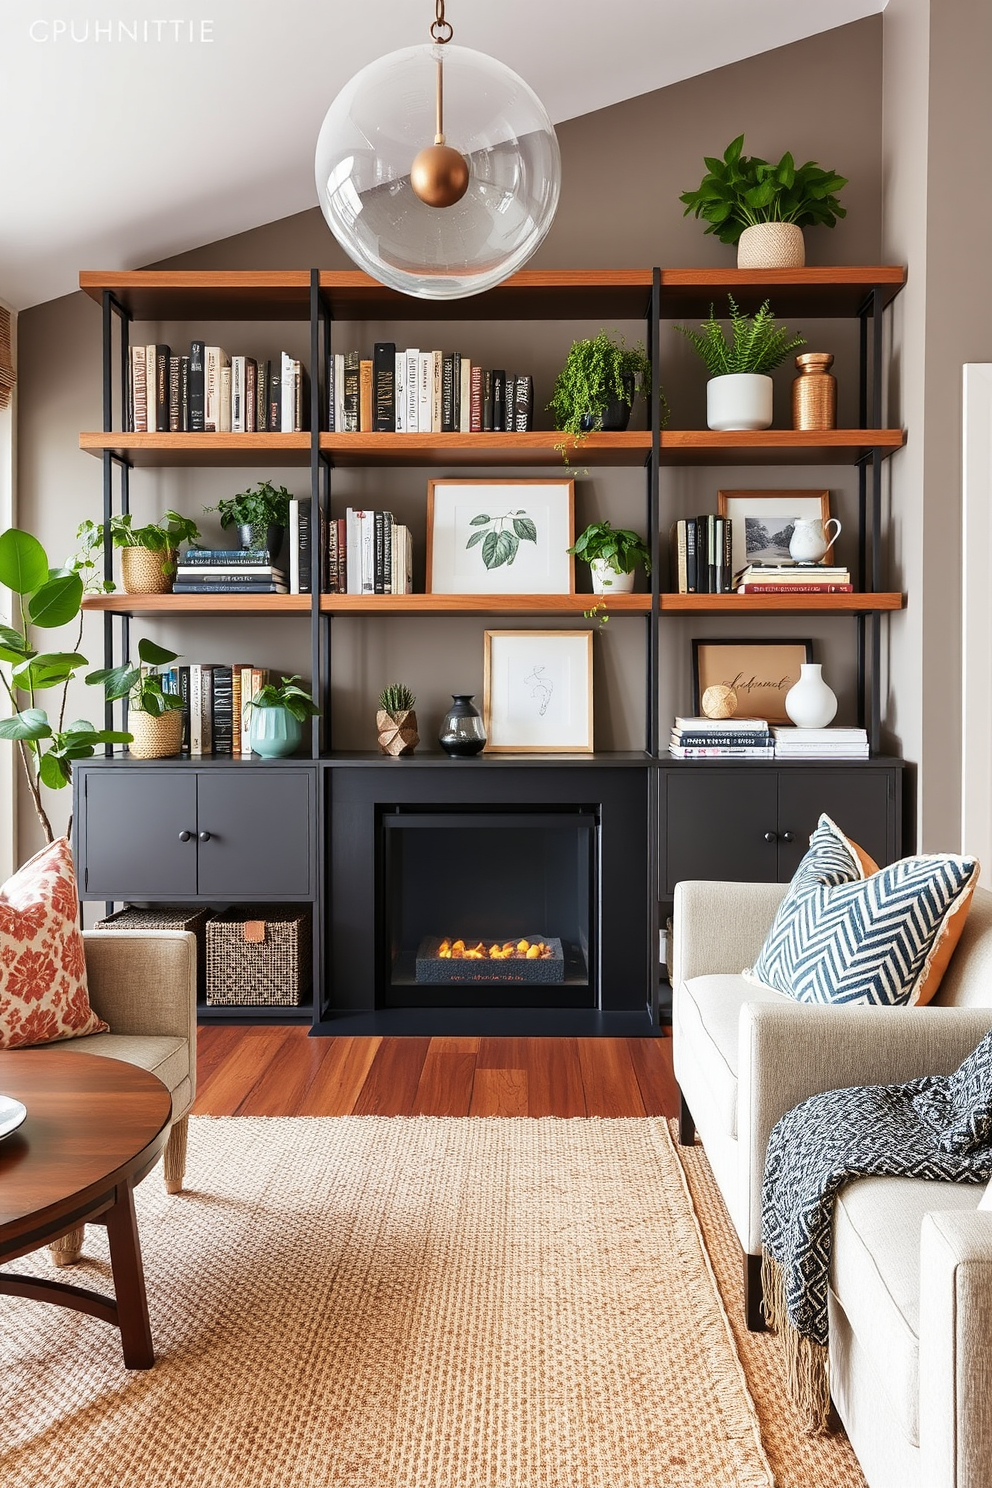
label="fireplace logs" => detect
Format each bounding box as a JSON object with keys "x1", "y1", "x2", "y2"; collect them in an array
[{"x1": 416, "y1": 935, "x2": 564, "y2": 984}]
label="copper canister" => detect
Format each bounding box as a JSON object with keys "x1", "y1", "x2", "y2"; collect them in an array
[{"x1": 792, "y1": 352, "x2": 836, "y2": 430}]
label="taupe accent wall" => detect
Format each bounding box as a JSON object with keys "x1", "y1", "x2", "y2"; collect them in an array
[{"x1": 15, "y1": 18, "x2": 884, "y2": 858}]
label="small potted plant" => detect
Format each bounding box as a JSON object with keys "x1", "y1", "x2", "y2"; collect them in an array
[
  {"x1": 675, "y1": 296, "x2": 805, "y2": 431},
  {"x1": 242, "y1": 675, "x2": 319, "y2": 758},
  {"x1": 376, "y1": 682, "x2": 419, "y2": 757},
  {"x1": 206, "y1": 480, "x2": 293, "y2": 561},
  {"x1": 568, "y1": 521, "x2": 651, "y2": 595},
  {"x1": 76, "y1": 511, "x2": 200, "y2": 595},
  {"x1": 88, "y1": 638, "x2": 184, "y2": 759},
  {"x1": 679, "y1": 134, "x2": 847, "y2": 269},
  {"x1": 548, "y1": 332, "x2": 666, "y2": 450}
]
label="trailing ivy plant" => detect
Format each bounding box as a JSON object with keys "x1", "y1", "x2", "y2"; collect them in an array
[
  {"x1": 548, "y1": 331, "x2": 667, "y2": 445},
  {"x1": 675, "y1": 296, "x2": 806, "y2": 377},
  {"x1": 679, "y1": 134, "x2": 848, "y2": 245},
  {"x1": 466, "y1": 509, "x2": 537, "y2": 571},
  {"x1": 0, "y1": 527, "x2": 131, "y2": 841}
]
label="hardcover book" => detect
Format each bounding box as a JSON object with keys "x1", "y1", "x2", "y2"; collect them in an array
[
  {"x1": 373, "y1": 341, "x2": 396, "y2": 431},
  {"x1": 130, "y1": 345, "x2": 147, "y2": 433},
  {"x1": 188, "y1": 340, "x2": 205, "y2": 432}
]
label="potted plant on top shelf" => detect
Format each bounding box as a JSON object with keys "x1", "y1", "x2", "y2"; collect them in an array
[
  {"x1": 88, "y1": 638, "x2": 184, "y2": 759},
  {"x1": 679, "y1": 133, "x2": 848, "y2": 269},
  {"x1": 675, "y1": 296, "x2": 805, "y2": 431},
  {"x1": 547, "y1": 332, "x2": 667, "y2": 457},
  {"x1": 568, "y1": 521, "x2": 651, "y2": 596},
  {"x1": 242, "y1": 674, "x2": 319, "y2": 758},
  {"x1": 75, "y1": 510, "x2": 201, "y2": 595},
  {"x1": 206, "y1": 480, "x2": 293, "y2": 562}
]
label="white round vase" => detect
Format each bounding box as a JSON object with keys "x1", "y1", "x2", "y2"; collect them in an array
[
  {"x1": 784, "y1": 663, "x2": 838, "y2": 729},
  {"x1": 590, "y1": 560, "x2": 636, "y2": 595},
  {"x1": 706, "y1": 373, "x2": 774, "y2": 432}
]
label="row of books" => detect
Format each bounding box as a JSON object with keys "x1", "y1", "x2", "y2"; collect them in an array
[
  {"x1": 733, "y1": 561, "x2": 853, "y2": 594},
  {"x1": 160, "y1": 664, "x2": 270, "y2": 756},
  {"x1": 330, "y1": 509, "x2": 414, "y2": 595},
  {"x1": 670, "y1": 717, "x2": 870, "y2": 759},
  {"x1": 328, "y1": 344, "x2": 534, "y2": 434},
  {"x1": 129, "y1": 344, "x2": 308, "y2": 434},
  {"x1": 670, "y1": 517, "x2": 734, "y2": 594}
]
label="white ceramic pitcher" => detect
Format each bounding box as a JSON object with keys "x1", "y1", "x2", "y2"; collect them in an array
[{"x1": 789, "y1": 516, "x2": 842, "y2": 563}]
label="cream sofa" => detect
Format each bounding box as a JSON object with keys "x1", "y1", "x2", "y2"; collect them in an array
[{"x1": 672, "y1": 879, "x2": 992, "y2": 1488}]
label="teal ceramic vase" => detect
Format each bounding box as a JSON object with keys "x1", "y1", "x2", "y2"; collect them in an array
[{"x1": 247, "y1": 705, "x2": 302, "y2": 758}]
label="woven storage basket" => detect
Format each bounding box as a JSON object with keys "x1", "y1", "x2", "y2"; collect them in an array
[
  {"x1": 94, "y1": 905, "x2": 211, "y2": 998},
  {"x1": 206, "y1": 907, "x2": 311, "y2": 1006}
]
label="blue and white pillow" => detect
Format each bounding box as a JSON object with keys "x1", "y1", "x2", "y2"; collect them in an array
[{"x1": 745, "y1": 815, "x2": 979, "y2": 1008}]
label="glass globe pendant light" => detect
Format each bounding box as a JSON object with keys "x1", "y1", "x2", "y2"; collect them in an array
[{"x1": 314, "y1": 0, "x2": 561, "y2": 299}]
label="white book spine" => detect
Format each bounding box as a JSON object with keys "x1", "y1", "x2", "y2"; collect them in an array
[
  {"x1": 406, "y1": 349, "x2": 419, "y2": 431},
  {"x1": 417, "y1": 352, "x2": 431, "y2": 434},
  {"x1": 431, "y1": 350, "x2": 443, "y2": 432},
  {"x1": 459, "y1": 358, "x2": 472, "y2": 432},
  {"x1": 361, "y1": 510, "x2": 375, "y2": 593},
  {"x1": 231, "y1": 356, "x2": 245, "y2": 433},
  {"x1": 145, "y1": 345, "x2": 157, "y2": 432},
  {"x1": 280, "y1": 351, "x2": 294, "y2": 434},
  {"x1": 394, "y1": 351, "x2": 406, "y2": 433},
  {"x1": 333, "y1": 353, "x2": 345, "y2": 434},
  {"x1": 288, "y1": 499, "x2": 301, "y2": 594},
  {"x1": 219, "y1": 362, "x2": 232, "y2": 433},
  {"x1": 204, "y1": 347, "x2": 218, "y2": 432},
  {"x1": 188, "y1": 664, "x2": 203, "y2": 756},
  {"x1": 345, "y1": 508, "x2": 362, "y2": 595}
]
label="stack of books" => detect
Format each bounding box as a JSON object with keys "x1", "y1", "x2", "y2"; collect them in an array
[
  {"x1": 161, "y1": 664, "x2": 270, "y2": 756},
  {"x1": 670, "y1": 716, "x2": 774, "y2": 758},
  {"x1": 772, "y1": 727, "x2": 869, "y2": 759},
  {"x1": 734, "y1": 561, "x2": 852, "y2": 594},
  {"x1": 670, "y1": 516, "x2": 733, "y2": 593},
  {"x1": 172, "y1": 549, "x2": 287, "y2": 595},
  {"x1": 328, "y1": 344, "x2": 534, "y2": 434},
  {"x1": 130, "y1": 345, "x2": 307, "y2": 433}
]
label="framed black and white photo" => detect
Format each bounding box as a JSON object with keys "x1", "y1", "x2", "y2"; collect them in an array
[
  {"x1": 427, "y1": 479, "x2": 575, "y2": 595},
  {"x1": 483, "y1": 630, "x2": 593, "y2": 753},
  {"x1": 717, "y1": 489, "x2": 831, "y2": 579},
  {"x1": 692, "y1": 637, "x2": 814, "y2": 725}
]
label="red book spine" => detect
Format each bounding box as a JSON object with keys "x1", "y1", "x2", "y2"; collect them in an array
[
  {"x1": 738, "y1": 583, "x2": 854, "y2": 594},
  {"x1": 470, "y1": 365, "x2": 483, "y2": 433}
]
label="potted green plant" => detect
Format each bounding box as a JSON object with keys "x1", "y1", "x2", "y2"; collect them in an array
[
  {"x1": 548, "y1": 332, "x2": 667, "y2": 450},
  {"x1": 675, "y1": 296, "x2": 806, "y2": 431},
  {"x1": 242, "y1": 675, "x2": 319, "y2": 758},
  {"x1": 679, "y1": 134, "x2": 847, "y2": 268},
  {"x1": 568, "y1": 521, "x2": 651, "y2": 596},
  {"x1": 87, "y1": 638, "x2": 184, "y2": 758},
  {"x1": 0, "y1": 527, "x2": 132, "y2": 840},
  {"x1": 206, "y1": 480, "x2": 293, "y2": 561},
  {"x1": 376, "y1": 682, "x2": 418, "y2": 757},
  {"x1": 75, "y1": 510, "x2": 200, "y2": 595}
]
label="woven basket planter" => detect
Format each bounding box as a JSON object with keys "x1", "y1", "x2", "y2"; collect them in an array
[
  {"x1": 121, "y1": 545, "x2": 175, "y2": 594},
  {"x1": 128, "y1": 708, "x2": 184, "y2": 759},
  {"x1": 206, "y1": 907, "x2": 312, "y2": 1006},
  {"x1": 736, "y1": 222, "x2": 805, "y2": 269}
]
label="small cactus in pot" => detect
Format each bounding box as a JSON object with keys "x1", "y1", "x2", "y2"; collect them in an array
[{"x1": 377, "y1": 682, "x2": 419, "y2": 757}]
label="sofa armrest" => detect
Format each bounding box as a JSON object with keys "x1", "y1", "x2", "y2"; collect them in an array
[
  {"x1": 83, "y1": 931, "x2": 197, "y2": 1047},
  {"x1": 672, "y1": 880, "x2": 787, "y2": 985},
  {"x1": 736, "y1": 1003, "x2": 992, "y2": 1254},
  {"x1": 920, "y1": 1209, "x2": 992, "y2": 1488}
]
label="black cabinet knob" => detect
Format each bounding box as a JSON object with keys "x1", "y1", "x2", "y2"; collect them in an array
[
  {"x1": 763, "y1": 831, "x2": 777, "y2": 843},
  {"x1": 178, "y1": 830, "x2": 191, "y2": 842},
  {"x1": 198, "y1": 831, "x2": 212, "y2": 842},
  {"x1": 781, "y1": 831, "x2": 795, "y2": 843}
]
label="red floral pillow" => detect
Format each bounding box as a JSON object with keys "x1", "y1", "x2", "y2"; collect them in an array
[{"x1": 0, "y1": 838, "x2": 107, "y2": 1048}]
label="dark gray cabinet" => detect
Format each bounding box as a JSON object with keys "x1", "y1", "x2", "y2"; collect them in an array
[{"x1": 77, "y1": 765, "x2": 315, "y2": 901}]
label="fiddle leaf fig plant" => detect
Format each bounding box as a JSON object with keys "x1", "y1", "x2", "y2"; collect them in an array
[{"x1": 679, "y1": 134, "x2": 848, "y2": 245}]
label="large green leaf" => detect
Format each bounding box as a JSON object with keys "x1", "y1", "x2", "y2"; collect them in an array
[
  {"x1": 0, "y1": 623, "x2": 29, "y2": 655},
  {"x1": 137, "y1": 637, "x2": 178, "y2": 666},
  {"x1": 39, "y1": 750, "x2": 71, "y2": 788},
  {"x1": 27, "y1": 572, "x2": 83, "y2": 628},
  {"x1": 85, "y1": 662, "x2": 139, "y2": 699},
  {"x1": 0, "y1": 529, "x2": 48, "y2": 595},
  {"x1": 0, "y1": 708, "x2": 52, "y2": 741}
]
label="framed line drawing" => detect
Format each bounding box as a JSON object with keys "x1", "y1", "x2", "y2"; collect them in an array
[
  {"x1": 717, "y1": 489, "x2": 831, "y2": 579},
  {"x1": 483, "y1": 630, "x2": 594, "y2": 753},
  {"x1": 427, "y1": 478, "x2": 575, "y2": 595},
  {"x1": 692, "y1": 638, "x2": 814, "y2": 725}
]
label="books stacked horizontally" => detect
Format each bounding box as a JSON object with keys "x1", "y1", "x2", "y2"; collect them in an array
[
  {"x1": 173, "y1": 549, "x2": 287, "y2": 595},
  {"x1": 773, "y1": 726, "x2": 869, "y2": 759},
  {"x1": 670, "y1": 716, "x2": 774, "y2": 759},
  {"x1": 161, "y1": 664, "x2": 269, "y2": 756},
  {"x1": 670, "y1": 515, "x2": 733, "y2": 593},
  {"x1": 130, "y1": 345, "x2": 307, "y2": 434},
  {"x1": 328, "y1": 344, "x2": 534, "y2": 434},
  {"x1": 735, "y1": 560, "x2": 852, "y2": 594}
]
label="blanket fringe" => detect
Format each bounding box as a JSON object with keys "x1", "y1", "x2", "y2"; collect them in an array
[{"x1": 761, "y1": 1249, "x2": 831, "y2": 1435}]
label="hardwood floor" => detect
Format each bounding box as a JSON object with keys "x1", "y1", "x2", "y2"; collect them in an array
[{"x1": 192, "y1": 1028, "x2": 679, "y2": 1119}]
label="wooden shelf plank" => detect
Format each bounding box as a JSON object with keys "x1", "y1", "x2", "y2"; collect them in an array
[
  {"x1": 79, "y1": 432, "x2": 312, "y2": 467},
  {"x1": 79, "y1": 270, "x2": 313, "y2": 321},
  {"x1": 658, "y1": 429, "x2": 905, "y2": 465},
  {"x1": 317, "y1": 269, "x2": 656, "y2": 322},
  {"x1": 318, "y1": 593, "x2": 904, "y2": 615},
  {"x1": 657, "y1": 266, "x2": 906, "y2": 318},
  {"x1": 82, "y1": 594, "x2": 311, "y2": 616},
  {"x1": 660, "y1": 592, "x2": 904, "y2": 612}
]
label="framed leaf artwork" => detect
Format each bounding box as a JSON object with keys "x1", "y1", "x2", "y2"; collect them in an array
[{"x1": 426, "y1": 479, "x2": 575, "y2": 595}]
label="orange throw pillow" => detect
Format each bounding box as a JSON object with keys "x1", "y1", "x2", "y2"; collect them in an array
[{"x1": 0, "y1": 838, "x2": 108, "y2": 1048}]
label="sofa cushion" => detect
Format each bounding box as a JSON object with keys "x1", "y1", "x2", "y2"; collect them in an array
[
  {"x1": 0, "y1": 838, "x2": 108, "y2": 1049},
  {"x1": 746, "y1": 815, "x2": 979, "y2": 1008},
  {"x1": 678, "y1": 974, "x2": 788, "y2": 1139},
  {"x1": 831, "y1": 1174, "x2": 982, "y2": 1445},
  {"x1": 55, "y1": 1032, "x2": 189, "y2": 1097}
]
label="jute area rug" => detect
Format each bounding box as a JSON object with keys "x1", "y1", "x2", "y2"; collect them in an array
[{"x1": 1, "y1": 1115, "x2": 773, "y2": 1488}]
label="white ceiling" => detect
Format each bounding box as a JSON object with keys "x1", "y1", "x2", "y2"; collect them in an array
[{"x1": 0, "y1": 0, "x2": 885, "y2": 311}]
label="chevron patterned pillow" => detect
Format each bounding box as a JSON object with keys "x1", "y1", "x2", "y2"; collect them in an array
[{"x1": 745, "y1": 815, "x2": 979, "y2": 1007}]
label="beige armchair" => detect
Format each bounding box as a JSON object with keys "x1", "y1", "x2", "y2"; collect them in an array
[{"x1": 48, "y1": 929, "x2": 197, "y2": 1265}]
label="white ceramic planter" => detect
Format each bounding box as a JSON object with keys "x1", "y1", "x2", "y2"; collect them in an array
[
  {"x1": 590, "y1": 560, "x2": 636, "y2": 595},
  {"x1": 785, "y1": 663, "x2": 838, "y2": 729},
  {"x1": 706, "y1": 373, "x2": 774, "y2": 432},
  {"x1": 736, "y1": 222, "x2": 805, "y2": 269}
]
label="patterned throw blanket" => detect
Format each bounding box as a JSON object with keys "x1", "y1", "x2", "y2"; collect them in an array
[{"x1": 761, "y1": 1028, "x2": 992, "y2": 1433}]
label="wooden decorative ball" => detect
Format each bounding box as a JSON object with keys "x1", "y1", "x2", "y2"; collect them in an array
[{"x1": 701, "y1": 684, "x2": 738, "y2": 720}]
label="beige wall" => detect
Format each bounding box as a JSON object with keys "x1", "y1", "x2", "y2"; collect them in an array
[{"x1": 14, "y1": 18, "x2": 884, "y2": 858}]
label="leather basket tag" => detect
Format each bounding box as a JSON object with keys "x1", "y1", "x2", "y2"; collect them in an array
[{"x1": 243, "y1": 920, "x2": 266, "y2": 944}]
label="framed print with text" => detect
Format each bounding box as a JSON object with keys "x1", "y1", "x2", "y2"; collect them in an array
[
  {"x1": 427, "y1": 479, "x2": 574, "y2": 595},
  {"x1": 483, "y1": 630, "x2": 593, "y2": 753},
  {"x1": 691, "y1": 638, "x2": 814, "y2": 725}
]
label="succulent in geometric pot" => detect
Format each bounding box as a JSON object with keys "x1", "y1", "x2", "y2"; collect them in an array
[
  {"x1": 376, "y1": 682, "x2": 418, "y2": 758},
  {"x1": 675, "y1": 296, "x2": 806, "y2": 431}
]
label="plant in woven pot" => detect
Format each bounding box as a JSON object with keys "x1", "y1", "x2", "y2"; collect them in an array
[
  {"x1": 206, "y1": 480, "x2": 293, "y2": 563},
  {"x1": 76, "y1": 511, "x2": 201, "y2": 594},
  {"x1": 88, "y1": 638, "x2": 184, "y2": 758},
  {"x1": 679, "y1": 134, "x2": 848, "y2": 268},
  {"x1": 243, "y1": 675, "x2": 319, "y2": 758},
  {"x1": 675, "y1": 296, "x2": 805, "y2": 431},
  {"x1": 376, "y1": 682, "x2": 418, "y2": 757}
]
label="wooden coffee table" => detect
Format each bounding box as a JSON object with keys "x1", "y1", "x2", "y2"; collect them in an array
[{"x1": 0, "y1": 1047, "x2": 172, "y2": 1369}]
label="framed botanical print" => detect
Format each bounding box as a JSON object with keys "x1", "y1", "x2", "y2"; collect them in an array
[{"x1": 427, "y1": 479, "x2": 574, "y2": 595}]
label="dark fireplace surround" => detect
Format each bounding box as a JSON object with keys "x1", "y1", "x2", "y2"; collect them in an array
[{"x1": 328, "y1": 762, "x2": 649, "y2": 1024}]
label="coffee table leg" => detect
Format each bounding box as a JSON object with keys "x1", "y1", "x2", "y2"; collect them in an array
[{"x1": 104, "y1": 1183, "x2": 154, "y2": 1369}]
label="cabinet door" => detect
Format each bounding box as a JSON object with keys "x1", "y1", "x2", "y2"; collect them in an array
[
  {"x1": 662, "y1": 770, "x2": 779, "y2": 893},
  {"x1": 777, "y1": 769, "x2": 897, "y2": 879},
  {"x1": 195, "y1": 771, "x2": 313, "y2": 898},
  {"x1": 81, "y1": 770, "x2": 198, "y2": 898}
]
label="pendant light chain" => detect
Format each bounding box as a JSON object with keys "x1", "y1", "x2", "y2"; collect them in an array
[{"x1": 430, "y1": 0, "x2": 453, "y2": 44}]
